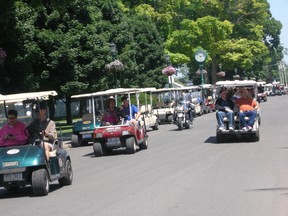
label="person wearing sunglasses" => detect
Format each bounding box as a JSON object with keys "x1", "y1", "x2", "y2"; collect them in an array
[{"x1": 0, "y1": 109, "x2": 28, "y2": 146}]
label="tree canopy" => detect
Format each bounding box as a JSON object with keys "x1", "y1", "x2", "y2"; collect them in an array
[{"x1": 0, "y1": 0, "x2": 285, "y2": 95}]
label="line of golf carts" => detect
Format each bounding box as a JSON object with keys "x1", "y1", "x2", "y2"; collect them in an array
[{"x1": 70, "y1": 84, "x2": 218, "y2": 152}]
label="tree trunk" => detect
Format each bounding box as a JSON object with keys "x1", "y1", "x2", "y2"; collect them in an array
[
  {"x1": 211, "y1": 57, "x2": 218, "y2": 84},
  {"x1": 66, "y1": 95, "x2": 72, "y2": 125}
]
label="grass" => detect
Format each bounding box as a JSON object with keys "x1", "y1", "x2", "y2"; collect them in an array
[
  {"x1": 55, "y1": 119, "x2": 73, "y2": 138},
  {"x1": 55, "y1": 117, "x2": 82, "y2": 138}
]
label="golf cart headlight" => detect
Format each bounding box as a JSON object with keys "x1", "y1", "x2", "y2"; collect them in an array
[
  {"x1": 122, "y1": 130, "x2": 130, "y2": 136},
  {"x1": 95, "y1": 133, "x2": 103, "y2": 138}
]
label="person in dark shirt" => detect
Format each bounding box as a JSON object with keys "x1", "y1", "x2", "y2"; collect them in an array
[{"x1": 215, "y1": 88, "x2": 235, "y2": 131}]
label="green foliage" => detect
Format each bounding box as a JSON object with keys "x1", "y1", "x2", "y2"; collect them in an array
[{"x1": 0, "y1": 0, "x2": 285, "y2": 98}]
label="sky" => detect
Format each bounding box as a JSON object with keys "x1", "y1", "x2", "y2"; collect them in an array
[{"x1": 268, "y1": 0, "x2": 288, "y2": 63}]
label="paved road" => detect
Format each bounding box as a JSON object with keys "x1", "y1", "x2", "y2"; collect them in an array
[{"x1": 1, "y1": 95, "x2": 288, "y2": 216}]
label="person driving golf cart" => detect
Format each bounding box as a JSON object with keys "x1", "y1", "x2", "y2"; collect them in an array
[{"x1": 29, "y1": 104, "x2": 57, "y2": 160}]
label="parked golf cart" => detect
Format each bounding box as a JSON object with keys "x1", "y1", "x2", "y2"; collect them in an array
[
  {"x1": 92, "y1": 88, "x2": 148, "y2": 156},
  {"x1": 0, "y1": 91, "x2": 73, "y2": 196},
  {"x1": 70, "y1": 92, "x2": 104, "y2": 147},
  {"x1": 215, "y1": 80, "x2": 260, "y2": 143},
  {"x1": 137, "y1": 88, "x2": 159, "y2": 130}
]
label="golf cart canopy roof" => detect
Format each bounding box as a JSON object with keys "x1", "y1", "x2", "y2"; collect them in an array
[
  {"x1": 137, "y1": 87, "x2": 157, "y2": 93},
  {"x1": 71, "y1": 88, "x2": 142, "y2": 99},
  {"x1": 199, "y1": 84, "x2": 215, "y2": 89},
  {"x1": 215, "y1": 80, "x2": 257, "y2": 87},
  {"x1": 151, "y1": 86, "x2": 200, "y2": 93},
  {"x1": 0, "y1": 90, "x2": 58, "y2": 103}
]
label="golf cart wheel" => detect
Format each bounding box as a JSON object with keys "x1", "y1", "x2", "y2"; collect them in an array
[
  {"x1": 216, "y1": 134, "x2": 223, "y2": 143},
  {"x1": 139, "y1": 137, "x2": 148, "y2": 150},
  {"x1": 93, "y1": 142, "x2": 104, "y2": 157},
  {"x1": 151, "y1": 120, "x2": 159, "y2": 130},
  {"x1": 167, "y1": 115, "x2": 173, "y2": 123},
  {"x1": 32, "y1": 168, "x2": 49, "y2": 196},
  {"x1": 59, "y1": 160, "x2": 73, "y2": 186},
  {"x1": 71, "y1": 134, "x2": 80, "y2": 147},
  {"x1": 253, "y1": 131, "x2": 260, "y2": 142},
  {"x1": 126, "y1": 137, "x2": 136, "y2": 154}
]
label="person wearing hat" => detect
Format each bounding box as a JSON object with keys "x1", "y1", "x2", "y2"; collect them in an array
[
  {"x1": 29, "y1": 105, "x2": 57, "y2": 160},
  {"x1": 102, "y1": 96, "x2": 120, "y2": 125},
  {"x1": 215, "y1": 88, "x2": 235, "y2": 131},
  {"x1": 0, "y1": 109, "x2": 28, "y2": 146},
  {"x1": 120, "y1": 95, "x2": 141, "y2": 125}
]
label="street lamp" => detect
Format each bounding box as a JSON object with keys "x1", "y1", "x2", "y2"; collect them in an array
[
  {"x1": 164, "y1": 54, "x2": 173, "y2": 88},
  {"x1": 0, "y1": 48, "x2": 7, "y2": 65},
  {"x1": 109, "y1": 43, "x2": 117, "y2": 61},
  {"x1": 165, "y1": 54, "x2": 170, "y2": 66},
  {"x1": 233, "y1": 68, "x2": 240, "y2": 80},
  {"x1": 194, "y1": 50, "x2": 207, "y2": 85},
  {"x1": 108, "y1": 43, "x2": 119, "y2": 88},
  {"x1": 216, "y1": 63, "x2": 225, "y2": 79}
]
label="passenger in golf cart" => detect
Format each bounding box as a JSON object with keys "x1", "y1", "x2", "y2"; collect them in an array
[
  {"x1": 101, "y1": 96, "x2": 120, "y2": 126},
  {"x1": 235, "y1": 88, "x2": 259, "y2": 131},
  {"x1": 0, "y1": 109, "x2": 28, "y2": 146},
  {"x1": 120, "y1": 95, "x2": 141, "y2": 125},
  {"x1": 215, "y1": 88, "x2": 235, "y2": 131}
]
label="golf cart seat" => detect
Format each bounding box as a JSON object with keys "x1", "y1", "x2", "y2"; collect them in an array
[
  {"x1": 49, "y1": 139, "x2": 61, "y2": 157},
  {"x1": 82, "y1": 113, "x2": 93, "y2": 121}
]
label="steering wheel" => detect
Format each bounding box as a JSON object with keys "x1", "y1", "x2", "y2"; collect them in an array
[{"x1": 25, "y1": 125, "x2": 43, "y2": 145}]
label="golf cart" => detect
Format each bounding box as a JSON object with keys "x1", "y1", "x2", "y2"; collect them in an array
[
  {"x1": 0, "y1": 91, "x2": 73, "y2": 196},
  {"x1": 70, "y1": 92, "x2": 104, "y2": 147},
  {"x1": 257, "y1": 81, "x2": 267, "y2": 102},
  {"x1": 92, "y1": 88, "x2": 148, "y2": 156},
  {"x1": 137, "y1": 88, "x2": 159, "y2": 130},
  {"x1": 151, "y1": 88, "x2": 176, "y2": 124},
  {"x1": 215, "y1": 80, "x2": 260, "y2": 143},
  {"x1": 200, "y1": 84, "x2": 216, "y2": 112}
]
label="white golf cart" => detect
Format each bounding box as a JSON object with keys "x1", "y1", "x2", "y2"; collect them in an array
[
  {"x1": 215, "y1": 80, "x2": 260, "y2": 143},
  {"x1": 151, "y1": 88, "x2": 176, "y2": 124},
  {"x1": 137, "y1": 87, "x2": 159, "y2": 130},
  {"x1": 200, "y1": 84, "x2": 216, "y2": 112}
]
